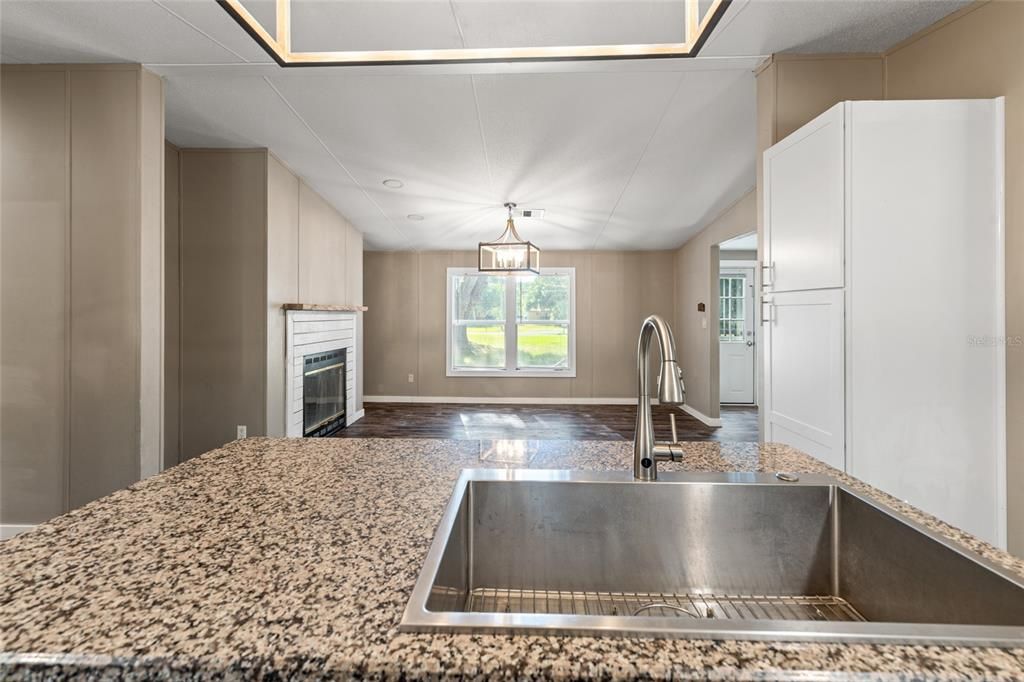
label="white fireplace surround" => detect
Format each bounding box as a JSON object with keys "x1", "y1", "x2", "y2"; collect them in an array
[{"x1": 285, "y1": 310, "x2": 360, "y2": 437}]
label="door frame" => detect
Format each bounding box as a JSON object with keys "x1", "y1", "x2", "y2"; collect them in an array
[{"x1": 712, "y1": 255, "x2": 759, "y2": 408}]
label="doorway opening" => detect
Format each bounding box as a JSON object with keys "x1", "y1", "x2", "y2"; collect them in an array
[{"x1": 717, "y1": 233, "x2": 758, "y2": 410}]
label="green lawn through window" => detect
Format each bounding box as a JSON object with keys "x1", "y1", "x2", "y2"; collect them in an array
[{"x1": 459, "y1": 324, "x2": 568, "y2": 368}]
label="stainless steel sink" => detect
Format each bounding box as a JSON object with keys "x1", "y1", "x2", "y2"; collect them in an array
[{"x1": 400, "y1": 469, "x2": 1024, "y2": 645}]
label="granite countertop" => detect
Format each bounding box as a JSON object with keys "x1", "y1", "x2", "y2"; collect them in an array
[{"x1": 2, "y1": 437, "x2": 1023, "y2": 680}]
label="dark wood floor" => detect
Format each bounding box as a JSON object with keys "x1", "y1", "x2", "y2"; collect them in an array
[{"x1": 334, "y1": 403, "x2": 759, "y2": 442}]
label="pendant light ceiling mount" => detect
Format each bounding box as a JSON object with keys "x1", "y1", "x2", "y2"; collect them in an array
[{"x1": 479, "y1": 202, "x2": 540, "y2": 274}]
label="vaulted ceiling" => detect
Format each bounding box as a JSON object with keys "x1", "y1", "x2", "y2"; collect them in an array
[{"x1": 1, "y1": 0, "x2": 968, "y2": 250}]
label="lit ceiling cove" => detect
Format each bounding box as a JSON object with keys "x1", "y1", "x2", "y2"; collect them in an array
[{"x1": 219, "y1": 0, "x2": 732, "y2": 67}]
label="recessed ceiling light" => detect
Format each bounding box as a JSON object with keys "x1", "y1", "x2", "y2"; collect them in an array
[
  {"x1": 407, "y1": 214, "x2": 424, "y2": 221},
  {"x1": 383, "y1": 179, "x2": 403, "y2": 189}
]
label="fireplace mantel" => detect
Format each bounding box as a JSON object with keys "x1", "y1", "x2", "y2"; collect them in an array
[{"x1": 282, "y1": 303, "x2": 367, "y2": 312}]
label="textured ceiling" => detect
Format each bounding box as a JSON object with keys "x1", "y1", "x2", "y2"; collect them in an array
[{"x1": 1, "y1": 0, "x2": 970, "y2": 250}]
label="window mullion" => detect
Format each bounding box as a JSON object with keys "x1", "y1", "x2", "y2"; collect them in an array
[{"x1": 505, "y1": 276, "x2": 516, "y2": 372}]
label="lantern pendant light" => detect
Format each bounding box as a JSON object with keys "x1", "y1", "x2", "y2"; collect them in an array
[{"x1": 478, "y1": 202, "x2": 540, "y2": 274}]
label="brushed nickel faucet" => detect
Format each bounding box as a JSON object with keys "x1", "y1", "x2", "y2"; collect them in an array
[{"x1": 634, "y1": 314, "x2": 686, "y2": 481}]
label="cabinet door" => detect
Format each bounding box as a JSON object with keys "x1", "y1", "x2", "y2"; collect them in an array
[
  {"x1": 763, "y1": 289, "x2": 845, "y2": 471},
  {"x1": 763, "y1": 104, "x2": 845, "y2": 292}
]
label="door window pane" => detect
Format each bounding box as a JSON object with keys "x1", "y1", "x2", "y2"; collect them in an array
[{"x1": 719, "y1": 274, "x2": 747, "y2": 342}]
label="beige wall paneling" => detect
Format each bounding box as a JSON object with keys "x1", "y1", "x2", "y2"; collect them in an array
[
  {"x1": 722, "y1": 249, "x2": 758, "y2": 261},
  {"x1": 164, "y1": 143, "x2": 181, "y2": 466},
  {"x1": 266, "y1": 153, "x2": 300, "y2": 436},
  {"x1": 0, "y1": 70, "x2": 68, "y2": 525},
  {"x1": 882, "y1": 0, "x2": 1024, "y2": 556},
  {"x1": 177, "y1": 150, "x2": 363, "y2": 448},
  {"x1": 773, "y1": 56, "x2": 884, "y2": 140},
  {"x1": 624, "y1": 251, "x2": 678, "y2": 398},
  {"x1": 363, "y1": 250, "x2": 678, "y2": 400},
  {"x1": 590, "y1": 251, "x2": 630, "y2": 398},
  {"x1": 363, "y1": 252, "x2": 420, "y2": 397},
  {"x1": 179, "y1": 150, "x2": 268, "y2": 460},
  {"x1": 562, "y1": 252, "x2": 593, "y2": 399},
  {"x1": 139, "y1": 68, "x2": 164, "y2": 479},
  {"x1": 3, "y1": 65, "x2": 164, "y2": 521},
  {"x1": 295, "y1": 177, "x2": 363, "y2": 410},
  {"x1": 68, "y1": 68, "x2": 141, "y2": 508},
  {"x1": 672, "y1": 191, "x2": 756, "y2": 420},
  {"x1": 298, "y1": 181, "x2": 348, "y2": 305},
  {"x1": 417, "y1": 251, "x2": 461, "y2": 397}
]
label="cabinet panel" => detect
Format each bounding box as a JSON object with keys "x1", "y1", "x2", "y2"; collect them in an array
[
  {"x1": 763, "y1": 104, "x2": 844, "y2": 292},
  {"x1": 845, "y1": 99, "x2": 1005, "y2": 547},
  {"x1": 764, "y1": 289, "x2": 845, "y2": 471}
]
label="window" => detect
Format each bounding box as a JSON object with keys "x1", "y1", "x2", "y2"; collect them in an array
[
  {"x1": 719, "y1": 274, "x2": 747, "y2": 342},
  {"x1": 447, "y1": 267, "x2": 575, "y2": 377}
]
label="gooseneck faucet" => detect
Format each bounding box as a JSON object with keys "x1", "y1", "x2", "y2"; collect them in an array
[{"x1": 634, "y1": 315, "x2": 686, "y2": 481}]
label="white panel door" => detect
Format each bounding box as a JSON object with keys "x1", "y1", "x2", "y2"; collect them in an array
[
  {"x1": 845, "y1": 99, "x2": 1005, "y2": 547},
  {"x1": 763, "y1": 289, "x2": 845, "y2": 471},
  {"x1": 719, "y1": 268, "x2": 755, "y2": 404},
  {"x1": 763, "y1": 103, "x2": 845, "y2": 292}
]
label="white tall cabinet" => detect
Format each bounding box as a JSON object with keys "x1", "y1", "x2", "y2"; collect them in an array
[{"x1": 763, "y1": 99, "x2": 1006, "y2": 547}]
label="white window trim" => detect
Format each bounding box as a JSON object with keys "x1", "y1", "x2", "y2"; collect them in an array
[{"x1": 446, "y1": 267, "x2": 576, "y2": 378}]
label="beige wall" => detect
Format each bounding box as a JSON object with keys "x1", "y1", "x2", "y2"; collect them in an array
[
  {"x1": 673, "y1": 191, "x2": 757, "y2": 420},
  {"x1": 176, "y1": 150, "x2": 364, "y2": 457},
  {"x1": 363, "y1": 250, "x2": 676, "y2": 400},
  {"x1": 1, "y1": 69, "x2": 68, "y2": 525},
  {"x1": 1, "y1": 65, "x2": 164, "y2": 525},
  {"x1": 165, "y1": 143, "x2": 181, "y2": 467},
  {"x1": 179, "y1": 150, "x2": 268, "y2": 460},
  {"x1": 882, "y1": 0, "x2": 1024, "y2": 556},
  {"x1": 722, "y1": 249, "x2": 757, "y2": 262},
  {"x1": 266, "y1": 154, "x2": 300, "y2": 437}
]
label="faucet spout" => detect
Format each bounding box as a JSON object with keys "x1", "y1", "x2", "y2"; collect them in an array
[{"x1": 634, "y1": 315, "x2": 686, "y2": 481}]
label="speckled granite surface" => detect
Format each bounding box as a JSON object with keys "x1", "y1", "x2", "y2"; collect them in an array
[{"x1": 2, "y1": 437, "x2": 1023, "y2": 680}]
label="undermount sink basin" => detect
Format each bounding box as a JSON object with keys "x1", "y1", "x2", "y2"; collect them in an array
[{"x1": 400, "y1": 469, "x2": 1024, "y2": 645}]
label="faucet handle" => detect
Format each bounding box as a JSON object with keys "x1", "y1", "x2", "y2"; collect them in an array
[{"x1": 652, "y1": 413, "x2": 684, "y2": 464}]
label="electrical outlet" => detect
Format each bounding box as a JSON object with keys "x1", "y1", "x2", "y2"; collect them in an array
[
  {"x1": 408, "y1": 373, "x2": 415, "y2": 383},
  {"x1": 236, "y1": 425, "x2": 247, "y2": 439}
]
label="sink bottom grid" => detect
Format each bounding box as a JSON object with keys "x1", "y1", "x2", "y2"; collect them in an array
[{"x1": 462, "y1": 588, "x2": 866, "y2": 622}]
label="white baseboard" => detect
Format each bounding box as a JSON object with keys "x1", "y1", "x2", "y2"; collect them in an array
[
  {"x1": 1, "y1": 524, "x2": 35, "y2": 540},
  {"x1": 679, "y1": 403, "x2": 723, "y2": 427},
  {"x1": 346, "y1": 408, "x2": 365, "y2": 426},
  {"x1": 365, "y1": 395, "x2": 649, "y2": 406}
]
